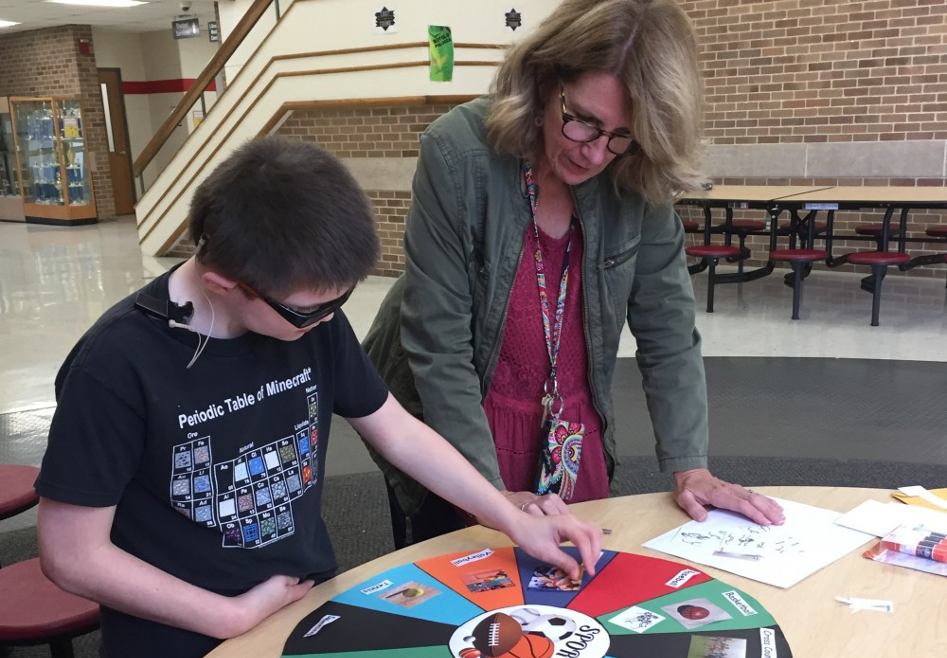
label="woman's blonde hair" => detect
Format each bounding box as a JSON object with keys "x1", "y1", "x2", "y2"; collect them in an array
[{"x1": 486, "y1": 0, "x2": 705, "y2": 205}]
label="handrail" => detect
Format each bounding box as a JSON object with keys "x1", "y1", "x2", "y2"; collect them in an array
[{"x1": 132, "y1": 0, "x2": 276, "y2": 178}]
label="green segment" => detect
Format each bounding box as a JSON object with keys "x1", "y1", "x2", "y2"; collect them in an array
[{"x1": 600, "y1": 579, "x2": 776, "y2": 635}]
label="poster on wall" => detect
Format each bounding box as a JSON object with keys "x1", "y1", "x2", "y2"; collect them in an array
[
  {"x1": 504, "y1": 7, "x2": 523, "y2": 31},
  {"x1": 373, "y1": 6, "x2": 397, "y2": 34},
  {"x1": 193, "y1": 110, "x2": 204, "y2": 128},
  {"x1": 428, "y1": 26, "x2": 453, "y2": 82},
  {"x1": 208, "y1": 21, "x2": 219, "y2": 42}
]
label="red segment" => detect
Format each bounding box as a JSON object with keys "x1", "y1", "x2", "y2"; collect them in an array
[
  {"x1": 926, "y1": 225, "x2": 947, "y2": 238},
  {"x1": 567, "y1": 552, "x2": 711, "y2": 618}
]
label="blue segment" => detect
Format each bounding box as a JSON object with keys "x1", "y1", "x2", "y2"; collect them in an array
[
  {"x1": 193, "y1": 475, "x2": 211, "y2": 493},
  {"x1": 248, "y1": 457, "x2": 265, "y2": 476},
  {"x1": 515, "y1": 546, "x2": 618, "y2": 609},
  {"x1": 242, "y1": 523, "x2": 259, "y2": 542},
  {"x1": 333, "y1": 563, "x2": 483, "y2": 626},
  {"x1": 299, "y1": 437, "x2": 310, "y2": 455}
]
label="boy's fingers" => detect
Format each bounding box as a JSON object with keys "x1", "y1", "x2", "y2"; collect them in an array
[{"x1": 570, "y1": 521, "x2": 602, "y2": 577}]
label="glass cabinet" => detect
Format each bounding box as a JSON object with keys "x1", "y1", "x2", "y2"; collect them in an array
[
  {"x1": 0, "y1": 97, "x2": 24, "y2": 222},
  {"x1": 10, "y1": 96, "x2": 97, "y2": 225}
]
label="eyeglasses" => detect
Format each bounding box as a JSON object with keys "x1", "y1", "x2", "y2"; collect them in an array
[
  {"x1": 237, "y1": 281, "x2": 353, "y2": 328},
  {"x1": 559, "y1": 78, "x2": 641, "y2": 156}
]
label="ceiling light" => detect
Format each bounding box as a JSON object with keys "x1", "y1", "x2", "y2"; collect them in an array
[
  {"x1": 45, "y1": 0, "x2": 148, "y2": 7},
  {"x1": 0, "y1": 20, "x2": 21, "y2": 27}
]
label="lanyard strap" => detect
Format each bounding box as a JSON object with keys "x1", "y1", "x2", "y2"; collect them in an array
[{"x1": 523, "y1": 162, "x2": 573, "y2": 390}]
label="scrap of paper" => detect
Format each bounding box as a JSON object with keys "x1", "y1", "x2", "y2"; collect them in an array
[
  {"x1": 895, "y1": 486, "x2": 947, "y2": 511},
  {"x1": 835, "y1": 596, "x2": 893, "y2": 613},
  {"x1": 835, "y1": 499, "x2": 947, "y2": 537}
]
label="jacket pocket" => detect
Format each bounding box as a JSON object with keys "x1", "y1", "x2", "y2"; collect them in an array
[{"x1": 598, "y1": 236, "x2": 640, "y2": 317}]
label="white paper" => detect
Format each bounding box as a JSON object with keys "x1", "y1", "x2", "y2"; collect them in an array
[
  {"x1": 642, "y1": 497, "x2": 874, "y2": 588},
  {"x1": 835, "y1": 499, "x2": 947, "y2": 537}
]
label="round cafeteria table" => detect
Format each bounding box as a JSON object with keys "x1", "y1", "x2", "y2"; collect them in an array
[{"x1": 207, "y1": 487, "x2": 947, "y2": 658}]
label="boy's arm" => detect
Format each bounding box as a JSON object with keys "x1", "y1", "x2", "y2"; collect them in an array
[
  {"x1": 37, "y1": 498, "x2": 313, "y2": 639},
  {"x1": 348, "y1": 394, "x2": 603, "y2": 579}
]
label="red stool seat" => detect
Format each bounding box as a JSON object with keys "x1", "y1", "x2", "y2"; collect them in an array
[
  {"x1": 846, "y1": 251, "x2": 911, "y2": 265},
  {"x1": 926, "y1": 225, "x2": 947, "y2": 238},
  {"x1": 681, "y1": 220, "x2": 700, "y2": 232},
  {"x1": 854, "y1": 223, "x2": 902, "y2": 236},
  {"x1": 686, "y1": 245, "x2": 741, "y2": 258},
  {"x1": 770, "y1": 249, "x2": 829, "y2": 261},
  {"x1": 715, "y1": 219, "x2": 766, "y2": 231},
  {"x1": 0, "y1": 558, "x2": 100, "y2": 643},
  {"x1": 0, "y1": 465, "x2": 40, "y2": 521}
]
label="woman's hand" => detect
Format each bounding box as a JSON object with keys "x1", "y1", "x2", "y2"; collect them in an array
[
  {"x1": 673, "y1": 468, "x2": 785, "y2": 526},
  {"x1": 501, "y1": 490, "x2": 570, "y2": 516}
]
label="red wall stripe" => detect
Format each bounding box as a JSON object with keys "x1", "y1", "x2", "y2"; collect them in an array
[{"x1": 123, "y1": 78, "x2": 217, "y2": 95}]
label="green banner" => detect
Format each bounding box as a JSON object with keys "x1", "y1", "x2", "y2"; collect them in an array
[{"x1": 428, "y1": 25, "x2": 453, "y2": 82}]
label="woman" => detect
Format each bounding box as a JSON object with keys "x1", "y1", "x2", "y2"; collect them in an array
[{"x1": 363, "y1": 0, "x2": 783, "y2": 547}]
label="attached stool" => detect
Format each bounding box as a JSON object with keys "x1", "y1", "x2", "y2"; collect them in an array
[
  {"x1": 685, "y1": 244, "x2": 742, "y2": 312},
  {"x1": 846, "y1": 251, "x2": 911, "y2": 326},
  {"x1": 715, "y1": 219, "x2": 766, "y2": 274},
  {"x1": 854, "y1": 223, "x2": 903, "y2": 250},
  {"x1": 0, "y1": 465, "x2": 39, "y2": 523},
  {"x1": 769, "y1": 249, "x2": 829, "y2": 320},
  {"x1": 0, "y1": 558, "x2": 100, "y2": 658},
  {"x1": 681, "y1": 219, "x2": 700, "y2": 232}
]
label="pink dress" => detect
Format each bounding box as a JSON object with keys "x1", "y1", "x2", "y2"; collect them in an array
[{"x1": 483, "y1": 223, "x2": 610, "y2": 503}]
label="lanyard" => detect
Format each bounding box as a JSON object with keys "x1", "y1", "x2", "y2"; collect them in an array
[{"x1": 523, "y1": 162, "x2": 573, "y2": 422}]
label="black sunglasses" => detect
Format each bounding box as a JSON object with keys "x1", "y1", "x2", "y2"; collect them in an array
[{"x1": 238, "y1": 282, "x2": 353, "y2": 328}]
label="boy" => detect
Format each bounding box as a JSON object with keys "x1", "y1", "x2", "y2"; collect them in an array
[{"x1": 34, "y1": 137, "x2": 602, "y2": 658}]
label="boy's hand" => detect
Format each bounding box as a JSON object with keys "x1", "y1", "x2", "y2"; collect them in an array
[
  {"x1": 227, "y1": 575, "x2": 314, "y2": 637},
  {"x1": 505, "y1": 512, "x2": 603, "y2": 582}
]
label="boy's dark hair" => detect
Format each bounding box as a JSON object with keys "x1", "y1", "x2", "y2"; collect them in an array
[{"x1": 187, "y1": 136, "x2": 380, "y2": 297}]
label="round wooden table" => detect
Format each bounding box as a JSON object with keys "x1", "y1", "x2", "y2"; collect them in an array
[{"x1": 208, "y1": 486, "x2": 947, "y2": 658}]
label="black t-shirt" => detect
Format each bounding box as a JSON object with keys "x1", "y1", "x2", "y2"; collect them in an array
[{"x1": 35, "y1": 270, "x2": 389, "y2": 657}]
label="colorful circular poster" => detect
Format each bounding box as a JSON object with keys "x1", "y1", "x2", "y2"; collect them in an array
[{"x1": 282, "y1": 547, "x2": 793, "y2": 658}]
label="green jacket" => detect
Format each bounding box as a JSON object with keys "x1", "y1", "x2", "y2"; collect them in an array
[{"x1": 363, "y1": 98, "x2": 708, "y2": 515}]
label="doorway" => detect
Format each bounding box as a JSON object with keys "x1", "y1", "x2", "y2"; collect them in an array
[{"x1": 97, "y1": 68, "x2": 136, "y2": 215}]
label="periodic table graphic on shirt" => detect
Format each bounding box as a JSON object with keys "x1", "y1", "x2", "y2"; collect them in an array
[{"x1": 170, "y1": 391, "x2": 321, "y2": 549}]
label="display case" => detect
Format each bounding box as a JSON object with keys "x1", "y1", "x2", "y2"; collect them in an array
[
  {"x1": 10, "y1": 96, "x2": 97, "y2": 225},
  {"x1": 0, "y1": 98, "x2": 25, "y2": 222}
]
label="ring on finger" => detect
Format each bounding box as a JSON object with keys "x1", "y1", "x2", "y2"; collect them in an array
[{"x1": 520, "y1": 501, "x2": 533, "y2": 511}]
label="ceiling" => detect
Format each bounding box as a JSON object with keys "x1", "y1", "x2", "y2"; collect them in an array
[{"x1": 0, "y1": 0, "x2": 218, "y2": 34}]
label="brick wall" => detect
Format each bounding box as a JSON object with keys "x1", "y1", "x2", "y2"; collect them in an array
[
  {"x1": 277, "y1": 105, "x2": 458, "y2": 275},
  {"x1": 0, "y1": 25, "x2": 115, "y2": 219},
  {"x1": 681, "y1": 0, "x2": 947, "y2": 145},
  {"x1": 676, "y1": 0, "x2": 947, "y2": 277}
]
